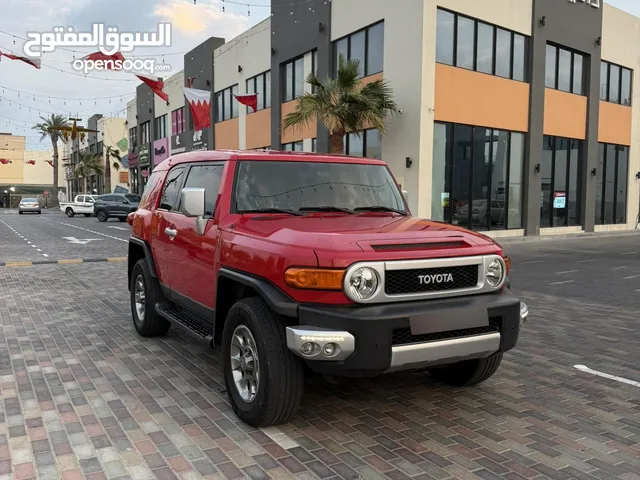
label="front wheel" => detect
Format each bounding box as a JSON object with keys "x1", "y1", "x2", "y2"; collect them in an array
[
  {"x1": 65, "y1": 208, "x2": 74, "y2": 217},
  {"x1": 130, "y1": 259, "x2": 170, "y2": 337},
  {"x1": 96, "y1": 210, "x2": 108, "y2": 222},
  {"x1": 222, "y1": 297, "x2": 304, "y2": 427},
  {"x1": 427, "y1": 353, "x2": 503, "y2": 387}
]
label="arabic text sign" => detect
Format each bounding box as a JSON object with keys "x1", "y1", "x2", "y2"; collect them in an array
[{"x1": 24, "y1": 23, "x2": 172, "y2": 58}]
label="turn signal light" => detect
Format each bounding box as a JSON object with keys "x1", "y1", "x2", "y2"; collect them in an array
[
  {"x1": 503, "y1": 255, "x2": 512, "y2": 274},
  {"x1": 284, "y1": 268, "x2": 345, "y2": 290}
]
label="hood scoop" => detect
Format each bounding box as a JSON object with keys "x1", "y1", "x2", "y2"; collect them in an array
[{"x1": 370, "y1": 240, "x2": 468, "y2": 252}]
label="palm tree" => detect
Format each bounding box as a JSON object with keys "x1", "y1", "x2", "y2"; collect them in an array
[
  {"x1": 74, "y1": 152, "x2": 104, "y2": 194},
  {"x1": 103, "y1": 146, "x2": 122, "y2": 194},
  {"x1": 32, "y1": 114, "x2": 69, "y2": 202},
  {"x1": 282, "y1": 54, "x2": 398, "y2": 154}
]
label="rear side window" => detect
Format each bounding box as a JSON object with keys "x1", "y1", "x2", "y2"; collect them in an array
[
  {"x1": 160, "y1": 167, "x2": 185, "y2": 211},
  {"x1": 139, "y1": 170, "x2": 164, "y2": 209},
  {"x1": 77, "y1": 196, "x2": 85, "y2": 202},
  {"x1": 182, "y1": 164, "x2": 224, "y2": 216}
]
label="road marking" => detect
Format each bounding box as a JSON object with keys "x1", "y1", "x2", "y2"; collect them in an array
[
  {"x1": 46, "y1": 219, "x2": 128, "y2": 243},
  {"x1": 107, "y1": 226, "x2": 129, "y2": 231},
  {"x1": 5, "y1": 261, "x2": 34, "y2": 267},
  {"x1": 58, "y1": 259, "x2": 84, "y2": 264},
  {"x1": 260, "y1": 427, "x2": 299, "y2": 450},
  {"x1": 549, "y1": 280, "x2": 574, "y2": 285},
  {"x1": 574, "y1": 365, "x2": 640, "y2": 388},
  {"x1": 62, "y1": 236, "x2": 103, "y2": 245},
  {"x1": 622, "y1": 251, "x2": 637, "y2": 255},
  {"x1": 107, "y1": 257, "x2": 127, "y2": 262},
  {"x1": 0, "y1": 257, "x2": 127, "y2": 267},
  {"x1": 556, "y1": 270, "x2": 578, "y2": 275},
  {"x1": 613, "y1": 266, "x2": 627, "y2": 270},
  {"x1": 623, "y1": 275, "x2": 640, "y2": 280},
  {"x1": 36, "y1": 249, "x2": 41, "y2": 252},
  {"x1": 521, "y1": 260, "x2": 543, "y2": 265},
  {"x1": 577, "y1": 259, "x2": 595, "y2": 263},
  {"x1": 42, "y1": 254, "x2": 49, "y2": 258},
  {"x1": 31, "y1": 245, "x2": 37, "y2": 248}
]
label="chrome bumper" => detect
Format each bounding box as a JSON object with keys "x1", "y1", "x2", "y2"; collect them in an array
[
  {"x1": 285, "y1": 326, "x2": 355, "y2": 361},
  {"x1": 520, "y1": 301, "x2": 529, "y2": 327}
]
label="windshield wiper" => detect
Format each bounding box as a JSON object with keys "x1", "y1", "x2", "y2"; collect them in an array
[
  {"x1": 353, "y1": 206, "x2": 408, "y2": 216},
  {"x1": 298, "y1": 206, "x2": 354, "y2": 214},
  {"x1": 241, "y1": 208, "x2": 304, "y2": 216}
]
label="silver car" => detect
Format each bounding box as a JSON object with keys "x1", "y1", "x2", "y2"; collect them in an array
[{"x1": 18, "y1": 197, "x2": 42, "y2": 214}]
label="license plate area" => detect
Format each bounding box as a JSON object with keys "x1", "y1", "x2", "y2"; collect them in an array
[{"x1": 409, "y1": 304, "x2": 489, "y2": 336}]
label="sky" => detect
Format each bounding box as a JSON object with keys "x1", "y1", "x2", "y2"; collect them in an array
[{"x1": 0, "y1": 0, "x2": 639, "y2": 150}]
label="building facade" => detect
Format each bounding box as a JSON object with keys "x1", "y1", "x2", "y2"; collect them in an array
[{"x1": 118, "y1": 0, "x2": 639, "y2": 237}]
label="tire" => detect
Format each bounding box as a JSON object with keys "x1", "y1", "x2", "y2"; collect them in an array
[
  {"x1": 130, "y1": 258, "x2": 170, "y2": 337},
  {"x1": 65, "y1": 208, "x2": 75, "y2": 217},
  {"x1": 428, "y1": 353, "x2": 503, "y2": 387},
  {"x1": 96, "y1": 210, "x2": 108, "y2": 222},
  {"x1": 83, "y1": 213, "x2": 91, "y2": 217},
  {"x1": 222, "y1": 297, "x2": 304, "y2": 427},
  {"x1": 119, "y1": 217, "x2": 127, "y2": 222}
]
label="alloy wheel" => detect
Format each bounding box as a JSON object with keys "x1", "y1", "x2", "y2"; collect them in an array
[
  {"x1": 134, "y1": 275, "x2": 146, "y2": 323},
  {"x1": 230, "y1": 325, "x2": 260, "y2": 403}
]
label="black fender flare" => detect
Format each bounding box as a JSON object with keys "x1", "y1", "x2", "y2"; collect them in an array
[
  {"x1": 217, "y1": 267, "x2": 298, "y2": 318},
  {"x1": 128, "y1": 237, "x2": 158, "y2": 279}
]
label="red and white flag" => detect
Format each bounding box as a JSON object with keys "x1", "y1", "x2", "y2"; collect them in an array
[
  {"x1": 26, "y1": 160, "x2": 36, "y2": 165},
  {"x1": 0, "y1": 158, "x2": 11, "y2": 165},
  {"x1": 183, "y1": 87, "x2": 211, "y2": 131},
  {"x1": 136, "y1": 74, "x2": 169, "y2": 102},
  {"x1": 0, "y1": 50, "x2": 41, "y2": 69},
  {"x1": 234, "y1": 93, "x2": 258, "y2": 113},
  {"x1": 80, "y1": 51, "x2": 125, "y2": 70}
]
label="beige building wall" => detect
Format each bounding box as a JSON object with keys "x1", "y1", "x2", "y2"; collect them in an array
[
  {"x1": 0, "y1": 134, "x2": 25, "y2": 185},
  {"x1": 98, "y1": 117, "x2": 129, "y2": 192},
  {"x1": 162, "y1": 71, "x2": 185, "y2": 138},
  {"x1": 22, "y1": 150, "x2": 65, "y2": 187},
  {"x1": 0, "y1": 134, "x2": 64, "y2": 188},
  {"x1": 214, "y1": 19, "x2": 271, "y2": 150},
  {"x1": 600, "y1": 3, "x2": 640, "y2": 231}
]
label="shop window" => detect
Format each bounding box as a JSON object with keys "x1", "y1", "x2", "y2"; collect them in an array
[
  {"x1": 333, "y1": 21, "x2": 384, "y2": 77},
  {"x1": 432, "y1": 122, "x2": 524, "y2": 231},
  {"x1": 284, "y1": 57, "x2": 304, "y2": 102},
  {"x1": 215, "y1": 85, "x2": 239, "y2": 122},
  {"x1": 540, "y1": 136, "x2": 584, "y2": 228},
  {"x1": 436, "y1": 8, "x2": 528, "y2": 82},
  {"x1": 595, "y1": 143, "x2": 629, "y2": 225},
  {"x1": 601, "y1": 60, "x2": 633, "y2": 106},
  {"x1": 545, "y1": 44, "x2": 585, "y2": 95},
  {"x1": 246, "y1": 71, "x2": 271, "y2": 112}
]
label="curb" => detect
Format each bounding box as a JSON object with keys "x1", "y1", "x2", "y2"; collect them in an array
[
  {"x1": 0, "y1": 257, "x2": 127, "y2": 267},
  {"x1": 497, "y1": 229, "x2": 640, "y2": 244}
]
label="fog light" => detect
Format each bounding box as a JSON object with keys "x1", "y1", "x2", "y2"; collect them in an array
[
  {"x1": 322, "y1": 343, "x2": 338, "y2": 357},
  {"x1": 300, "y1": 342, "x2": 315, "y2": 356}
]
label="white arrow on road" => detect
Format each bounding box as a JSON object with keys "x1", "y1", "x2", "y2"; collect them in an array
[
  {"x1": 107, "y1": 226, "x2": 129, "y2": 231},
  {"x1": 62, "y1": 236, "x2": 103, "y2": 245}
]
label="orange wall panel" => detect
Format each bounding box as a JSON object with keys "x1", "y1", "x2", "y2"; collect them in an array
[
  {"x1": 246, "y1": 108, "x2": 271, "y2": 149},
  {"x1": 214, "y1": 118, "x2": 239, "y2": 150},
  {"x1": 598, "y1": 101, "x2": 632, "y2": 146},
  {"x1": 434, "y1": 64, "x2": 529, "y2": 132},
  {"x1": 543, "y1": 89, "x2": 587, "y2": 140},
  {"x1": 280, "y1": 100, "x2": 317, "y2": 144}
]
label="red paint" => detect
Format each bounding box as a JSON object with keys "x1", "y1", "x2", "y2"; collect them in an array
[{"x1": 131, "y1": 150, "x2": 507, "y2": 308}]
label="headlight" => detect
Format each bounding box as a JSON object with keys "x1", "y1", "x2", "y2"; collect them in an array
[
  {"x1": 485, "y1": 258, "x2": 504, "y2": 288},
  {"x1": 347, "y1": 267, "x2": 378, "y2": 300}
]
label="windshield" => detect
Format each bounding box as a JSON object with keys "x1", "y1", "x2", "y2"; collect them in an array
[
  {"x1": 234, "y1": 160, "x2": 407, "y2": 213},
  {"x1": 125, "y1": 194, "x2": 141, "y2": 203}
]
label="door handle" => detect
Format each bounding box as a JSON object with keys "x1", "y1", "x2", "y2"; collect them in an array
[{"x1": 165, "y1": 228, "x2": 177, "y2": 238}]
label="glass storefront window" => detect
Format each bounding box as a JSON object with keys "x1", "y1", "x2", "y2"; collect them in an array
[
  {"x1": 596, "y1": 143, "x2": 629, "y2": 225},
  {"x1": 431, "y1": 123, "x2": 452, "y2": 222}
]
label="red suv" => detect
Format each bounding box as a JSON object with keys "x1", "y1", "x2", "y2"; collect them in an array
[{"x1": 127, "y1": 150, "x2": 529, "y2": 427}]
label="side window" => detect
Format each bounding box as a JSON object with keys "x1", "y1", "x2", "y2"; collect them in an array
[
  {"x1": 77, "y1": 195, "x2": 85, "y2": 203},
  {"x1": 182, "y1": 164, "x2": 225, "y2": 216},
  {"x1": 160, "y1": 167, "x2": 185, "y2": 211}
]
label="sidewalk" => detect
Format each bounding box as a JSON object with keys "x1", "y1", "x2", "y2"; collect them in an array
[{"x1": 496, "y1": 228, "x2": 640, "y2": 244}]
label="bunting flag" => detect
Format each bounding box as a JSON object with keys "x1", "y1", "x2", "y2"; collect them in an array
[
  {"x1": 136, "y1": 74, "x2": 169, "y2": 102},
  {"x1": 234, "y1": 93, "x2": 258, "y2": 113},
  {"x1": 79, "y1": 51, "x2": 125, "y2": 69},
  {"x1": 0, "y1": 50, "x2": 41, "y2": 69},
  {"x1": 0, "y1": 158, "x2": 12, "y2": 165},
  {"x1": 183, "y1": 87, "x2": 211, "y2": 131},
  {"x1": 26, "y1": 160, "x2": 36, "y2": 165}
]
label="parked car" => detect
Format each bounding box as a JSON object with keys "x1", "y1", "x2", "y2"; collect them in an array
[
  {"x1": 126, "y1": 150, "x2": 529, "y2": 428},
  {"x1": 94, "y1": 193, "x2": 140, "y2": 222},
  {"x1": 18, "y1": 197, "x2": 41, "y2": 214},
  {"x1": 59, "y1": 194, "x2": 100, "y2": 217}
]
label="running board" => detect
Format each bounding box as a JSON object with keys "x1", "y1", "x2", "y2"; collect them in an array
[{"x1": 156, "y1": 302, "x2": 214, "y2": 346}]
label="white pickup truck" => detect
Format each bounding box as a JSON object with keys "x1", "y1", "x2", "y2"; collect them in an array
[{"x1": 59, "y1": 194, "x2": 100, "y2": 217}]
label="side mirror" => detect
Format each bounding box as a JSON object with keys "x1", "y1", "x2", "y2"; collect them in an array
[{"x1": 180, "y1": 187, "x2": 207, "y2": 235}]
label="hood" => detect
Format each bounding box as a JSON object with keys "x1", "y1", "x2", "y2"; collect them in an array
[{"x1": 228, "y1": 214, "x2": 502, "y2": 261}]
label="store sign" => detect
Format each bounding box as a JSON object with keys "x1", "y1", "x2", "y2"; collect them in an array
[
  {"x1": 128, "y1": 150, "x2": 139, "y2": 168},
  {"x1": 171, "y1": 131, "x2": 186, "y2": 154},
  {"x1": 568, "y1": 0, "x2": 600, "y2": 8},
  {"x1": 139, "y1": 144, "x2": 150, "y2": 167},
  {"x1": 553, "y1": 192, "x2": 567, "y2": 209},
  {"x1": 187, "y1": 128, "x2": 210, "y2": 152},
  {"x1": 153, "y1": 138, "x2": 169, "y2": 165}
]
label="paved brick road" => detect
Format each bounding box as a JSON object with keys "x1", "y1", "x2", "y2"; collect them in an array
[{"x1": 0, "y1": 222, "x2": 639, "y2": 479}]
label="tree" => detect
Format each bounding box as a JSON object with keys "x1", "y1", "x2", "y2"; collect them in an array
[
  {"x1": 32, "y1": 114, "x2": 69, "y2": 202},
  {"x1": 282, "y1": 54, "x2": 398, "y2": 154},
  {"x1": 74, "y1": 152, "x2": 104, "y2": 194},
  {"x1": 103, "y1": 146, "x2": 122, "y2": 194}
]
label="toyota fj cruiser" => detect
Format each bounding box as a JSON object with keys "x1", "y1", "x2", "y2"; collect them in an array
[{"x1": 127, "y1": 150, "x2": 529, "y2": 427}]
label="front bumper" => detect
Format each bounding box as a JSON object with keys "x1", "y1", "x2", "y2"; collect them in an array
[{"x1": 285, "y1": 289, "x2": 527, "y2": 377}]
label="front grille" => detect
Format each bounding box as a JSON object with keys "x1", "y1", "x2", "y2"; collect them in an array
[
  {"x1": 371, "y1": 241, "x2": 466, "y2": 252},
  {"x1": 391, "y1": 318, "x2": 500, "y2": 346},
  {"x1": 385, "y1": 265, "x2": 479, "y2": 295}
]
